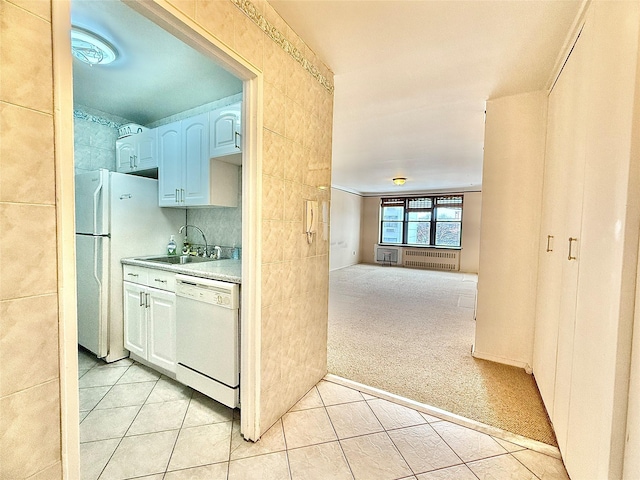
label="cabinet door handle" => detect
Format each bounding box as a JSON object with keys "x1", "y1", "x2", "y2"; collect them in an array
[
  {"x1": 127, "y1": 273, "x2": 139, "y2": 277},
  {"x1": 145, "y1": 293, "x2": 150, "y2": 308},
  {"x1": 175, "y1": 188, "x2": 179, "y2": 203},
  {"x1": 129, "y1": 155, "x2": 134, "y2": 169},
  {"x1": 235, "y1": 131, "x2": 241, "y2": 149},
  {"x1": 568, "y1": 237, "x2": 577, "y2": 260},
  {"x1": 546, "y1": 235, "x2": 554, "y2": 252},
  {"x1": 154, "y1": 278, "x2": 167, "y2": 284},
  {"x1": 181, "y1": 189, "x2": 185, "y2": 203},
  {"x1": 133, "y1": 154, "x2": 138, "y2": 168},
  {"x1": 139, "y1": 291, "x2": 144, "y2": 307}
]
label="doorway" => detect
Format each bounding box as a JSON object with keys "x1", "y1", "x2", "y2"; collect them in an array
[{"x1": 52, "y1": 1, "x2": 262, "y2": 474}]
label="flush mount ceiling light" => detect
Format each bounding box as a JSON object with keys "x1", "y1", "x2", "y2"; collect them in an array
[
  {"x1": 71, "y1": 27, "x2": 118, "y2": 66},
  {"x1": 392, "y1": 177, "x2": 407, "y2": 186}
]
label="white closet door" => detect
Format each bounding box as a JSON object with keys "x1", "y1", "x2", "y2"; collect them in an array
[{"x1": 532, "y1": 81, "x2": 567, "y2": 416}]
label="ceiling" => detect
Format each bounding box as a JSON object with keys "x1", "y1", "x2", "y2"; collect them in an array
[
  {"x1": 269, "y1": 0, "x2": 583, "y2": 196},
  {"x1": 70, "y1": 0, "x2": 584, "y2": 195},
  {"x1": 71, "y1": 0, "x2": 243, "y2": 125}
]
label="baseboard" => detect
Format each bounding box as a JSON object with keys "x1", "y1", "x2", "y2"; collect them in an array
[{"x1": 471, "y1": 346, "x2": 533, "y2": 373}]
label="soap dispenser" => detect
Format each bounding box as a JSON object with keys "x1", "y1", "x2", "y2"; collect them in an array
[{"x1": 167, "y1": 235, "x2": 177, "y2": 256}]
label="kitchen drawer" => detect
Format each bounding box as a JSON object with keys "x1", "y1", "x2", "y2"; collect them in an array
[
  {"x1": 148, "y1": 269, "x2": 176, "y2": 292},
  {"x1": 123, "y1": 265, "x2": 149, "y2": 285}
]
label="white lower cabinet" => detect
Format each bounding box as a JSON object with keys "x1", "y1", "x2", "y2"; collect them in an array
[{"x1": 123, "y1": 266, "x2": 176, "y2": 373}]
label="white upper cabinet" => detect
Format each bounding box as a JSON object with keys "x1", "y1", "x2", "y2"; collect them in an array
[
  {"x1": 116, "y1": 129, "x2": 157, "y2": 173},
  {"x1": 158, "y1": 110, "x2": 239, "y2": 208},
  {"x1": 158, "y1": 122, "x2": 182, "y2": 206},
  {"x1": 158, "y1": 113, "x2": 209, "y2": 207},
  {"x1": 183, "y1": 114, "x2": 210, "y2": 206},
  {"x1": 210, "y1": 102, "x2": 241, "y2": 158}
]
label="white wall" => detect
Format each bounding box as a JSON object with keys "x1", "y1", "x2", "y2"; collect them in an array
[
  {"x1": 474, "y1": 91, "x2": 547, "y2": 369},
  {"x1": 329, "y1": 188, "x2": 363, "y2": 271},
  {"x1": 360, "y1": 196, "x2": 381, "y2": 264},
  {"x1": 460, "y1": 192, "x2": 481, "y2": 273}
]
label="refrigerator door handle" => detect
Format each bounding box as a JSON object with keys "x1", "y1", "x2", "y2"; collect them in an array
[
  {"x1": 92, "y1": 172, "x2": 104, "y2": 234},
  {"x1": 93, "y1": 236, "x2": 108, "y2": 358}
]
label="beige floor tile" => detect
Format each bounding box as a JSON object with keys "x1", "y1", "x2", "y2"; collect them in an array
[
  {"x1": 164, "y1": 462, "x2": 229, "y2": 479},
  {"x1": 420, "y1": 412, "x2": 443, "y2": 423},
  {"x1": 430, "y1": 421, "x2": 507, "y2": 462},
  {"x1": 228, "y1": 451, "x2": 291, "y2": 480},
  {"x1": 77, "y1": 350, "x2": 98, "y2": 370},
  {"x1": 146, "y1": 377, "x2": 193, "y2": 404},
  {"x1": 182, "y1": 392, "x2": 234, "y2": 427},
  {"x1": 117, "y1": 364, "x2": 162, "y2": 384},
  {"x1": 367, "y1": 398, "x2": 427, "y2": 430},
  {"x1": 99, "y1": 357, "x2": 135, "y2": 369},
  {"x1": 79, "y1": 386, "x2": 111, "y2": 411},
  {"x1": 388, "y1": 424, "x2": 462, "y2": 474},
  {"x1": 282, "y1": 407, "x2": 337, "y2": 449},
  {"x1": 289, "y1": 386, "x2": 324, "y2": 411},
  {"x1": 230, "y1": 419, "x2": 286, "y2": 460},
  {"x1": 79, "y1": 438, "x2": 119, "y2": 480},
  {"x1": 416, "y1": 464, "x2": 478, "y2": 480},
  {"x1": 79, "y1": 411, "x2": 90, "y2": 423},
  {"x1": 79, "y1": 406, "x2": 140, "y2": 443},
  {"x1": 126, "y1": 399, "x2": 190, "y2": 436},
  {"x1": 288, "y1": 441, "x2": 354, "y2": 480},
  {"x1": 361, "y1": 392, "x2": 378, "y2": 400},
  {"x1": 100, "y1": 430, "x2": 178, "y2": 480},
  {"x1": 512, "y1": 450, "x2": 570, "y2": 480},
  {"x1": 326, "y1": 401, "x2": 384, "y2": 439},
  {"x1": 96, "y1": 381, "x2": 155, "y2": 409},
  {"x1": 317, "y1": 381, "x2": 364, "y2": 406},
  {"x1": 340, "y1": 432, "x2": 412, "y2": 480},
  {"x1": 78, "y1": 366, "x2": 128, "y2": 388},
  {"x1": 168, "y1": 422, "x2": 233, "y2": 471},
  {"x1": 493, "y1": 437, "x2": 527, "y2": 453},
  {"x1": 467, "y1": 454, "x2": 537, "y2": 479}
]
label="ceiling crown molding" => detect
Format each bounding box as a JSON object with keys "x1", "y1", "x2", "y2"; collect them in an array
[{"x1": 231, "y1": 0, "x2": 334, "y2": 95}]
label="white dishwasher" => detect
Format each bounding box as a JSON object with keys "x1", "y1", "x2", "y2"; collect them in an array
[{"x1": 175, "y1": 274, "x2": 240, "y2": 408}]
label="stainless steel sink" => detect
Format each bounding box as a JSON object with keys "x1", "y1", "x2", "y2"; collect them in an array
[{"x1": 144, "y1": 255, "x2": 214, "y2": 265}]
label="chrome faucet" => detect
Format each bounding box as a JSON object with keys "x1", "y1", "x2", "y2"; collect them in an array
[{"x1": 178, "y1": 224, "x2": 208, "y2": 257}]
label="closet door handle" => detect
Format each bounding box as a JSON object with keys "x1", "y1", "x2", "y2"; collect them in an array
[
  {"x1": 546, "y1": 235, "x2": 554, "y2": 252},
  {"x1": 568, "y1": 237, "x2": 577, "y2": 260}
]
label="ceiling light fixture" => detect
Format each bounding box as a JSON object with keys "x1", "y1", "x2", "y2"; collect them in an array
[
  {"x1": 71, "y1": 27, "x2": 118, "y2": 66},
  {"x1": 393, "y1": 177, "x2": 407, "y2": 186}
]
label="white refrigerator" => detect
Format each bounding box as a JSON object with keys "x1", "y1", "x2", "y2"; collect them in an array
[{"x1": 75, "y1": 169, "x2": 184, "y2": 362}]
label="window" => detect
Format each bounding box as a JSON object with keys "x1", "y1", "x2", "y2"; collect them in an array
[{"x1": 380, "y1": 195, "x2": 463, "y2": 247}]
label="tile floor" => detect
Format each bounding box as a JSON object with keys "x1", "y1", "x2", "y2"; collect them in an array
[{"x1": 78, "y1": 349, "x2": 571, "y2": 480}]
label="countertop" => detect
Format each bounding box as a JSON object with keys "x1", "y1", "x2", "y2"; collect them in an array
[{"x1": 122, "y1": 256, "x2": 242, "y2": 284}]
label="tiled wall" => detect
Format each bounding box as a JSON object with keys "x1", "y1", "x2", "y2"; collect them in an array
[
  {"x1": 165, "y1": 0, "x2": 334, "y2": 432},
  {"x1": 0, "y1": 1, "x2": 332, "y2": 473},
  {"x1": 0, "y1": 0, "x2": 63, "y2": 477},
  {"x1": 73, "y1": 105, "x2": 132, "y2": 174}
]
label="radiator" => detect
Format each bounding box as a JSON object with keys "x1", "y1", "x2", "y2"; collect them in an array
[
  {"x1": 374, "y1": 245, "x2": 402, "y2": 265},
  {"x1": 403, "y1": 248, "x2": 460, "y2": 271}
]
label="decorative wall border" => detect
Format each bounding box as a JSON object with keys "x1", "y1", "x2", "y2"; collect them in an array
[
  {"x1": 73, "y1": 109, "x2": 121, "y2": 130},
  {"x1": 231, "y1": 0, "x2": 334, "y2": 95}
]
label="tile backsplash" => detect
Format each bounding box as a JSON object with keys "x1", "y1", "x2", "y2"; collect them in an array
[{"x1": 73, "y1": 105, "x2": 132, "y2": 174}]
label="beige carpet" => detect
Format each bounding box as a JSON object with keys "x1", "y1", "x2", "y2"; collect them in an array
[{"x1": 328, "y1": 264, "x2": 557, "y2": 446}]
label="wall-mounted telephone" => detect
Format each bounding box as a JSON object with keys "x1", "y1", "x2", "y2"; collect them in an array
[{"x1": 305, "y1": 200, "x2": 318, "y2": 244}]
